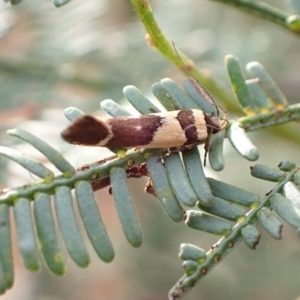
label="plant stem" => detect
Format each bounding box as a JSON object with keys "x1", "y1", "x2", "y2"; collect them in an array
[
  {"x1": 211, "y1": 0, "x2": 300, "y2": 35},
  {"x1": 131, "y1": 0, "x2": 237, "y2": 110}
]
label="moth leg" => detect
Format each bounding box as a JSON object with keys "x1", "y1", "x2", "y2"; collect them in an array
[
  {"x1": 155, "y1": 148, "x2": 175, "y2": 163},
  {"x1": 157, "y1": 143, "x2": 200, "y2": 162},
  {"x1": 156, "y1": 139, "x2": 211, "y2": 167},
  {"x1": 176, "y1": 142, "x2": 199, "y2": 152},
  {"x1": 203, "y1": 133, "x2": 212, "y2": 167}
]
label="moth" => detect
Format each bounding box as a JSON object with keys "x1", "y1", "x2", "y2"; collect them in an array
[
  {"x1": 61, "y1": 42, "x2": 228, "y2": 164},
  {"x1": 61, "y1": 108, "x2": 226, "y2": 150}
]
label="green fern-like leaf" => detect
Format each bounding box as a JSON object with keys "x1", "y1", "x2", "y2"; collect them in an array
[{"x1": 0, "y1": 63, "x2": 299, "y2": 296}]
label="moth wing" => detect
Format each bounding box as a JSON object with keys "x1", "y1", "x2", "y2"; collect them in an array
[
  {"x1": 61, "y1": 114, "x2": 166, "y2": 148},
  {"x1": 61, "y1": 110, "x2": 207, "y2": 149},
  {"x1": 61, "y1": 115, "x2": 112, "y2": 146}
]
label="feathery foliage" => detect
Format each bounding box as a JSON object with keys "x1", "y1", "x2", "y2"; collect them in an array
[{"x1": 0, "y1": 0, "x2": 300, "y2": 299}]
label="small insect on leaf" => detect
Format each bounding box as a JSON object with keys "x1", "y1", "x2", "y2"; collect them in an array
[
  {"x1": 61, "y1": 43, "x2": 228, "y2": 165},
  {"x1": 61, "y1": 110, "x2": 223, "y2": 148}
]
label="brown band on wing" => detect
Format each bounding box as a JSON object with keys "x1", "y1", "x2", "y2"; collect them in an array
[
  {"x1": 176, "y1": 110, "x2": 198, "y2": 145},
  {"x1": 203, "y1": 114, "x2": 221, "y2": 134},
  {"x1": 61, "y1": 115, "x2": 110, "y2": 145},
  {"x1": 105, "y1": 114, "x2": 163, "y2": 148}
]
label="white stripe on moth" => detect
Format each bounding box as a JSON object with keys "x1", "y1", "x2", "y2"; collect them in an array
[{"x1": 96, "y1": 122, "x2": 114, "y2": 146}]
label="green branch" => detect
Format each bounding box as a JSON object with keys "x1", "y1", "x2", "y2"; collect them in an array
[
  {"x1": 169, "y1": 166, "x2": 298, "y2": 299},
  {"x1": 130, "y1": 0, "x2": 237, "y2": 111},
  {"x1": 232, "y1": 103, "x2": 300, "y2": 132},
  {"x1": 211, "y1": 0, "x2": 300, "y2": 35},
  {"x1": 1, "y1": 102, "x2": 299, "y2": 206},
  {"x1": 0, "y1": 149, "x2": 146, "y2": 205}
]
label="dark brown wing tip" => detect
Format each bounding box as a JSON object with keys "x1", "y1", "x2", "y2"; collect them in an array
[{"x1": 61, "y1": 115, "x2": 110, "y2": 146}]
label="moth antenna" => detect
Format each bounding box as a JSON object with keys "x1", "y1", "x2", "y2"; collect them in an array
[
  {"x1": 172, "y1": 41, "x2": 220, "y2": 118},
  {"x1": 213, "y1": 104, "x2": 228, "y2": 130}
]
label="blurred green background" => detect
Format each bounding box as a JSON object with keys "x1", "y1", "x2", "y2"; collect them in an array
[{"x1": 0, "y1": 0, "x2": 300, "y2": 299}]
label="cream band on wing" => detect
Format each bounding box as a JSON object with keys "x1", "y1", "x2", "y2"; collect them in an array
[
  {"x1": 146, "y1": 114, "x2": 187, "y2": 148},
  {"x1": 191, "y1": 109, "x2": 209, "y2": 143}
]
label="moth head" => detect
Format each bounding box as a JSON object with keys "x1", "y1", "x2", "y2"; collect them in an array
[
  {"x1": 204, "y1": 114, "x2": 226, "y2": 134},
  {"x1": 204, "y1": 106, "x2": 228, "y2": 136},
  {"x1": 205, "y1": 116, "x2": 219, "y2": 134}
]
